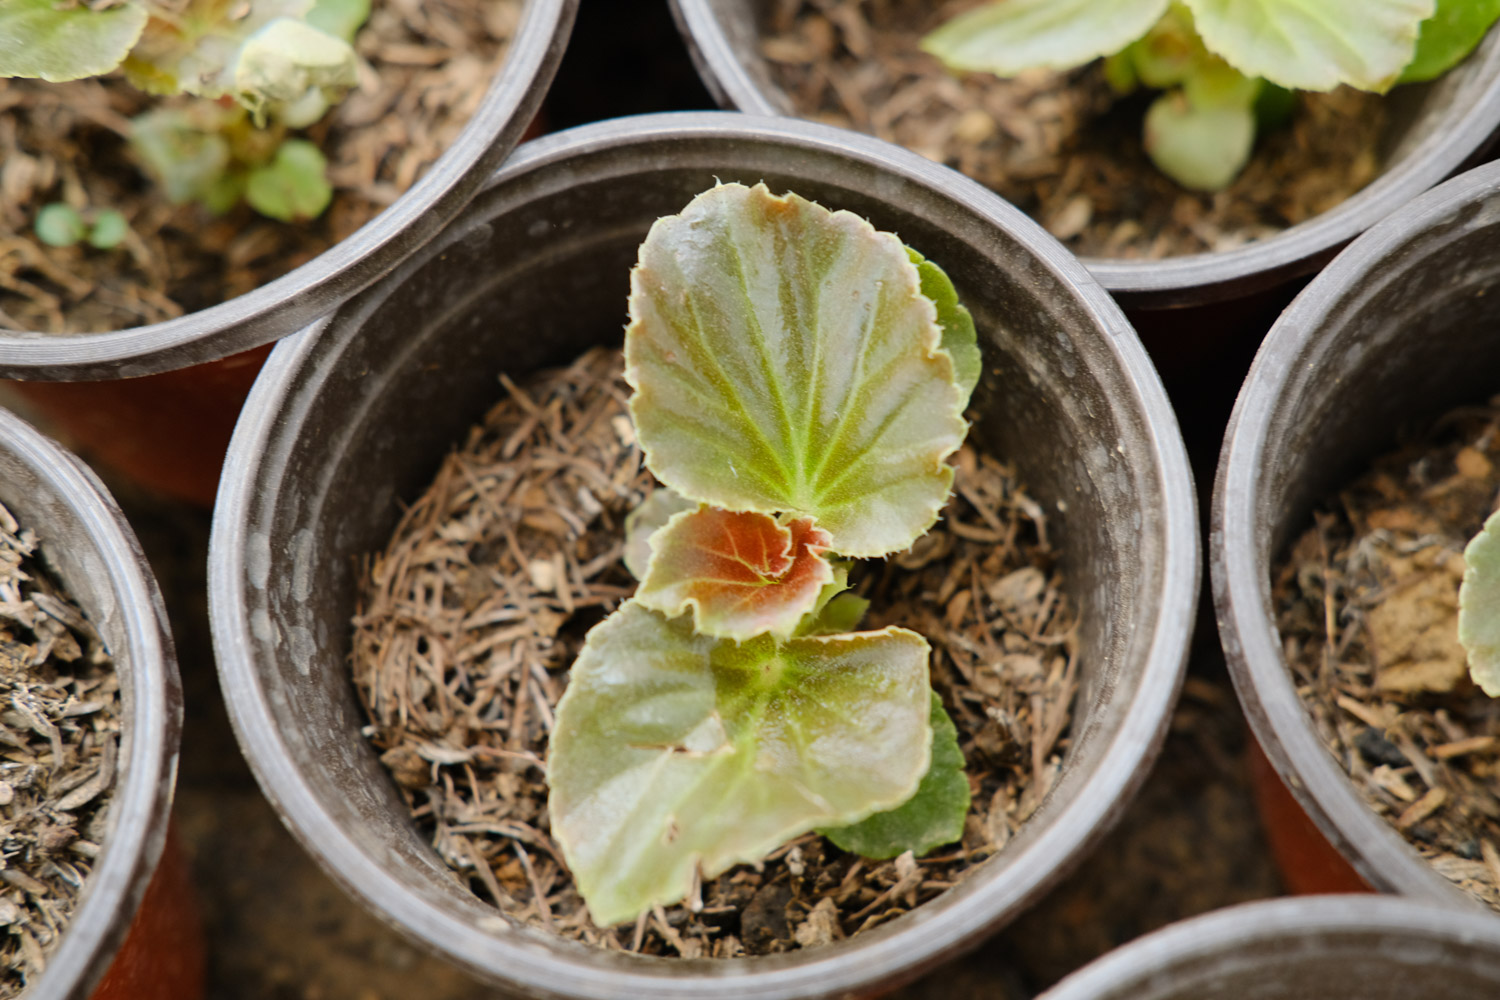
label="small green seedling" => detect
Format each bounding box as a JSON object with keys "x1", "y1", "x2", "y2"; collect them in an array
[
  {"x1": 34, "y1": 203, "x2": 130, "y2": 250},
  {"x1": 0, "y1": 0, "x2": 368, "y2": 220},
  {"x1": 1459, "y1": 511, "x2": 1500, "y2": 697},
  {"x1": 547, "y1": 182, "x2": 981, "y2": 927},
  {"x1": 923, "y1": 0, "x2": 1500, "y2": 191}
]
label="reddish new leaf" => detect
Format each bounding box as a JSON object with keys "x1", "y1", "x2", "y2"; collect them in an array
[{"x1": 636, "y1": 507, "x2": 836, "y2": 641}]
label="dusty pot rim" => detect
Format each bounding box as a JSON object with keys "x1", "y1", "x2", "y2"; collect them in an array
[
  {"x1": 668, "y1": 0, "x2": 1500, "y2": 309},
  {"x1": 0, "y1": 0, "x2": 577, "y2": 382},
  {"x1": 1036, "y1": 895, "x2": 1500, "y2": 1000},
  {"x1": 208, "y1": 111, "x2": 1199, "y2": 999},
  {"x1": 0, "y1": 408, "x2": 182, "y2": 1000},
  {"x1": 1211, "y1": 160, "x2": 1500, "y2": 905}
]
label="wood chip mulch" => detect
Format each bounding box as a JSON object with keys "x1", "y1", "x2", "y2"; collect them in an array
[
  {"x1": 1273, "y1": 397, "x2": 1500, "y2": 908},
  {"x1": 0, "y1": 0, "x2": 520, "y2": 334},
  {"x1": 351, "y1": 346, "x2": 1080, "y2": 957},
  {"x1": 0, "y1": 502, "x2": 122, "y2": 996},
  {"x1": 760, "y1": 0, "x2": 1386, "y2": 259}
]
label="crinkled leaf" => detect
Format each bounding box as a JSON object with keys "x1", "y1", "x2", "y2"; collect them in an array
[
  {"x1": 1144, "y1": 89, "x2": 1254, "y2": 191},
  {"x1": 549, "y1": 602, "x2": 933, "y2": 926},
  {"x1": 921, "y1": 0, "x2": 1169, "y2": 76},
  {"x1": 34, "y1": 203, "x2": 85, "y2": 248},
  {"x1": 306, "y1": 0, "x2": 369, "y2": 41},
  {"x1": 0, "y1": 0, "x2": 147, "y2": 82},
  {"x1": 820, "y1": 692, "x2": 970, "y2": 859},
  {"x1": 129, "y1": 104, "x2": 239, "y2": 208},
  {"x1": 1184, "y1": 0, "x2": 1433, "y2": 92},
  {"x1": 123, "y1": 0, "x2": 312, "y2": 101},
  {"x1": 626, "y1": 182, "x2": 967, "y2": 558},
  {"x1": 1458, "y1": 510, "x2": 1500, "y2": 697},
  {"x1": 624, "y1": 487, "x2": 697, "y2": 581},
  {"x1": 1399, "y1": 0, "x2": 1500, "y2": 83},
  {"x1": 906, "y1": 247, "x2": 980, "y2": 410},
  {"x1": 245, "y1": 138, "x2": 331, "y2": 221},
  {"x1": 636, "y1": 508, "x2": 836, "y2": 641},
  {"x1": 234, "y1": 16, "x2": 358, "y2": 123}
]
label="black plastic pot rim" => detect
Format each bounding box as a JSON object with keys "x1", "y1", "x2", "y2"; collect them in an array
[
  {"x1": 0, "y1": 0, "x2": 577, "y2": 382},
  {"x1": 1212, "y1": 159, "x2": 1500, "y2": 904},
  {"x1": 0, "y1": 408, "x2": 182, "y2": 1000},
  {"x1": 669, "y1": 0, "x2": 1500, "y2": 310},
  {"x1": 208, "y1": 111, "x2": 1200, "y2": 999},
  {"x1": 1037, "y1": 895, "x2": 1500, "y2": 1000}
]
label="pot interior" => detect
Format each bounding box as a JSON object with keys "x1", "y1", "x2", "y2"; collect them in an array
[{"x1": 217, "y1": 118, "x2": 1192, "y2": 994}]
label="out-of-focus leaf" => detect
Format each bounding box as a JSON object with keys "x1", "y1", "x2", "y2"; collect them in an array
[
  {"x1": 1398, "y1": 0, "x2": 1500, "y2": 83},
  {"x1": 306, "y1": 0, "x2": 369, "y2": 41},
  {"x1": 123, "y1": 0, "x2": 312, "y2": 101},
  {"x1": 1459, "y1": 510, "x2": 1500, "y2": 697},
  {"x1": 87, "y1": 209, "x2": 130, "y2": 249},
  {"x1": 234, "y1": 16, "x2": 358, "y2": 123},
  {"x1": 1184, "y1": 0, "x2": 1433, "y2": 92},
  {"x1": 0, "y1": 0, "x2": 147, "y2": 82},
  {"x1": 549, "y1": 602, "x2": 932, "y2": 926},
  {"x1": 636, "y1": 508, "x2": 836, "y2": 641},
  {"x1": 34, "y1": 203, "x2": 85, "y2": 248},
  {"x1": 921, "y1": 0, "x2": 1169, "y2": 76},
  {"x1": 245, "y1": 138, "x2": 331, "y2": 221},
  {"x1": 820, "y1": 691, "x2": 970, "y2": 858},
  {"x1": 129, "y1": 104, "x2": 237, "y2": 207},
  {"x1": 1143, "y1": 89, "x2": 1254, "y2": 191},
  {"x1": 626, "y1": 182, "x2": 967, "y2": 558},
  {"x1": 623, "y1": 486, "x2": 697, "y2": 581},
  {"x1": 1125, "y1": 4, "x2": 1203, "y2": 88}
]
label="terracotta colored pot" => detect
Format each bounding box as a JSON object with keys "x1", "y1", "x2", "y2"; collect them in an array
[
  {"x1": 0, "y1": 407, "x2": 191, "y2": 1000},
  {"x1": 208, "y1": 112, "x2": 1198, "y2": 1000}
]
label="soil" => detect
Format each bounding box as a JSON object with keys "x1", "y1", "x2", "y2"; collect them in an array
[
  {"x1": 1273, "y1": 396, "x2": 1500, "y2": 909},
  {"x1": 0, "y1": 500, "x2": 122, "y2": 996},
  {"x1": 350, "y1": 346, "x2": 1080, "y2": 957},
  {"x1": 760, "y1": 0, "x2": 1386, "y2": 259},
  {"x1": 0, "y1": 0, "x2": 520, "y2": 334}
]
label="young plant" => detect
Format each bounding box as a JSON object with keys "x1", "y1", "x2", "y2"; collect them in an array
[
  {"x1": 34, "y1": 203, "x2": 130, "y2": 250},
  {"x1": 0, "y1": 0, "x2": 367, "y2": 220},
  {"x1": 923, "y1": 0, "x2": 1500, "y2": 191},
  {"x1": 547, "y1": 182, "x2": 982, "y2": 927}
]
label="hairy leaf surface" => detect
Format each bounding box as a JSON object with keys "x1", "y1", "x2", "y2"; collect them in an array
[
  {"x1": 906, "y1": 248, "x2": 980, "y2": 410},
  {"x1": 820, "y1": 692, "x2": 970, "y2": 858},
  {"x1": 626, "y1": 182, "x2": 967, "y2": 557},
  {"x1": 1459, "y1": 510, "x2": 1500, "y2": 697},
  {"x1": 1399, "y1": 0, "x2": 1500, "y2": 83},
  {"x1": 636, "y1": 508, "x2": 836, "y2": 641},
  {"x1": 623, "y1": 487, "x2": 697, "y2": 580},
  {"x1": 1185, "y1": 0, "x2": 1434, "y2": 91},
  {"x1": 921, "y1": 0, "x2": 1169, "y2": 76},
  {"x1": 549, "y1": 602, "x2": 932, "y2": 926},
  {"x1": 0, "y1": 0, "x2": 147, "y2": 82}
]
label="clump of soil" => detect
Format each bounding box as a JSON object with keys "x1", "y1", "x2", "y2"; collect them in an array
[
  {"x1": 0, "y1": 0, "x2": 520, "y2": 334},
  {"x1": 351, "y1": 347, "x2": 1080, "y2": 957},
  {"x1": 761, "y1": 0, "x2": 1386, "y2": 259},
  {"x1": 0, "y1": 501, "x2": 123, "y2": 995},
  {"x1": 1274, "y1": 397, "x2": 1500, "y2": 908}
]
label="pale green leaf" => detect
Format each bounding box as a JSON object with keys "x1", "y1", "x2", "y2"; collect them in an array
[
  {"x1": 129, "y1": 105, "x2": 237, "y2": 207},
  {"x1": 636, "y1": 508, "x2": 836, "y2": 641},
  {"x1": 306, "y1": 0, "x2": 369, "y2": 41},
  {"x1": 1399, "y1": 0, "x2": 1500, "y2": 83},
  {"x1": 906, "y1": 247, "x2": 980, "y2": 411},
  {"x1": 87, "y1": 209, "x2": 129, "y2": 250},
  {"x1": 820, "y1": 692, "x2": 970, "y2": 859},
  {"x1": 34, "y1": 203, "x2": 85, "y2": 248},
  {"x1": 123, "y1": 0, "x2": 313, "y2": 101},
  {"x1": 623, "y1": 487, "x2": 696, "y2": 580},
  {"x1": 794, "y1": 564, "x2": 866, "y2": 637},
  {"x1": 921, "y1": 0, "x2": 1169, "y2": 76},
  {"x1": 626, "y1": 182, "x2": 968, "y2": 558},
  {"x1": 549, "y1": 602, "x2": 933, "y2": 926},
  {"x1": 1125, "y1": 4, "x2": 1204, "y2": 88},
  {"x1": 1458, "y1": 510, "x2": 1500, "y2": 697},
  {"x1": 1184, "y1": 0, "x2": 1434, "y2": 92},
  {"x1": 1144, "y1": 89, "x2": 1255, "y2": 191},
  {"x1": 245, "y1": 138, "x2": 331, "y2": 221},
  {"x1": 1183, "y1": 57, "x2": 1261, "y2": 110},
  {"x1": 234, "y1": 16, "x2": 358, "y2": 123},
  {"x1": 0, "y1": 0, "x2": 146, "y2": 82}
]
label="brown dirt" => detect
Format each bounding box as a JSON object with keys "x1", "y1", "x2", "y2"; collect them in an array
[
  {"x1": 349, "y1": 346, "x2": 1080, "y2": 957},
  {"x1": 1273, "y1": 396, "x2": 1500, "y2": 908},
  {"x1": 761, "y1": 0, "x2": 1386, "y2": 259},
  {"x1": 0, "y1": 0, "x2": 520, "y2": 334}
]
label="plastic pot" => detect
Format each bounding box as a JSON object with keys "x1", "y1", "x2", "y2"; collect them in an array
[
  {"x1": 669, "y1": 0, "x2": 1500, "y2": 311},
  {"x1": 1214, "y1": 160, "x2": 1500, "y2": 905},
  {"x1": 0, "y1": 408, "x2": 193, "y2": 999},
  {"x1": 208, "y1": 112, "x2": 1197, "y2": 999},
  {"x1": 1036, "y1": 896, "x2": 1500, "y2": 1000},
  {"x1": 0, "y1": 0, "x2": 577, "y2": 507}
]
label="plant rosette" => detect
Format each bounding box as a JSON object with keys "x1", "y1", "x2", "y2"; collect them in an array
[
  {"x1": 1215, "y1": 159, "x2": 1500, "y2": 910},
  {"x1": 0, "y1": 407, "x2": 191, "y2": 1000},
  {"x1": 670, "y1": 0, "x2": 1500, "y2": 308},
  {"x1": 208, "y1": 113, "x2": 1197, "y2": 999}
]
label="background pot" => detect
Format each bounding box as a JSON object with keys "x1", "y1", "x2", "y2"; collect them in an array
[
  {"x1": 668, "y1": 0, "x2": 1500, "y2": 311},
  {"x1": 208, "y1": 112, "x2": 1198, "y2": 999},
  {"x1": 1214, "y1": 160, "x2": 1500, "y2": 904},
  {"x1": 1036, "y1": 896, "x2": 1500, "y2": 1000},
  {"x1": 0, "y1": 408, "x2": 192, "y2": 999},
  {"x1": 0, "y1": 0, "x2": 577, "y2": 508}
]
